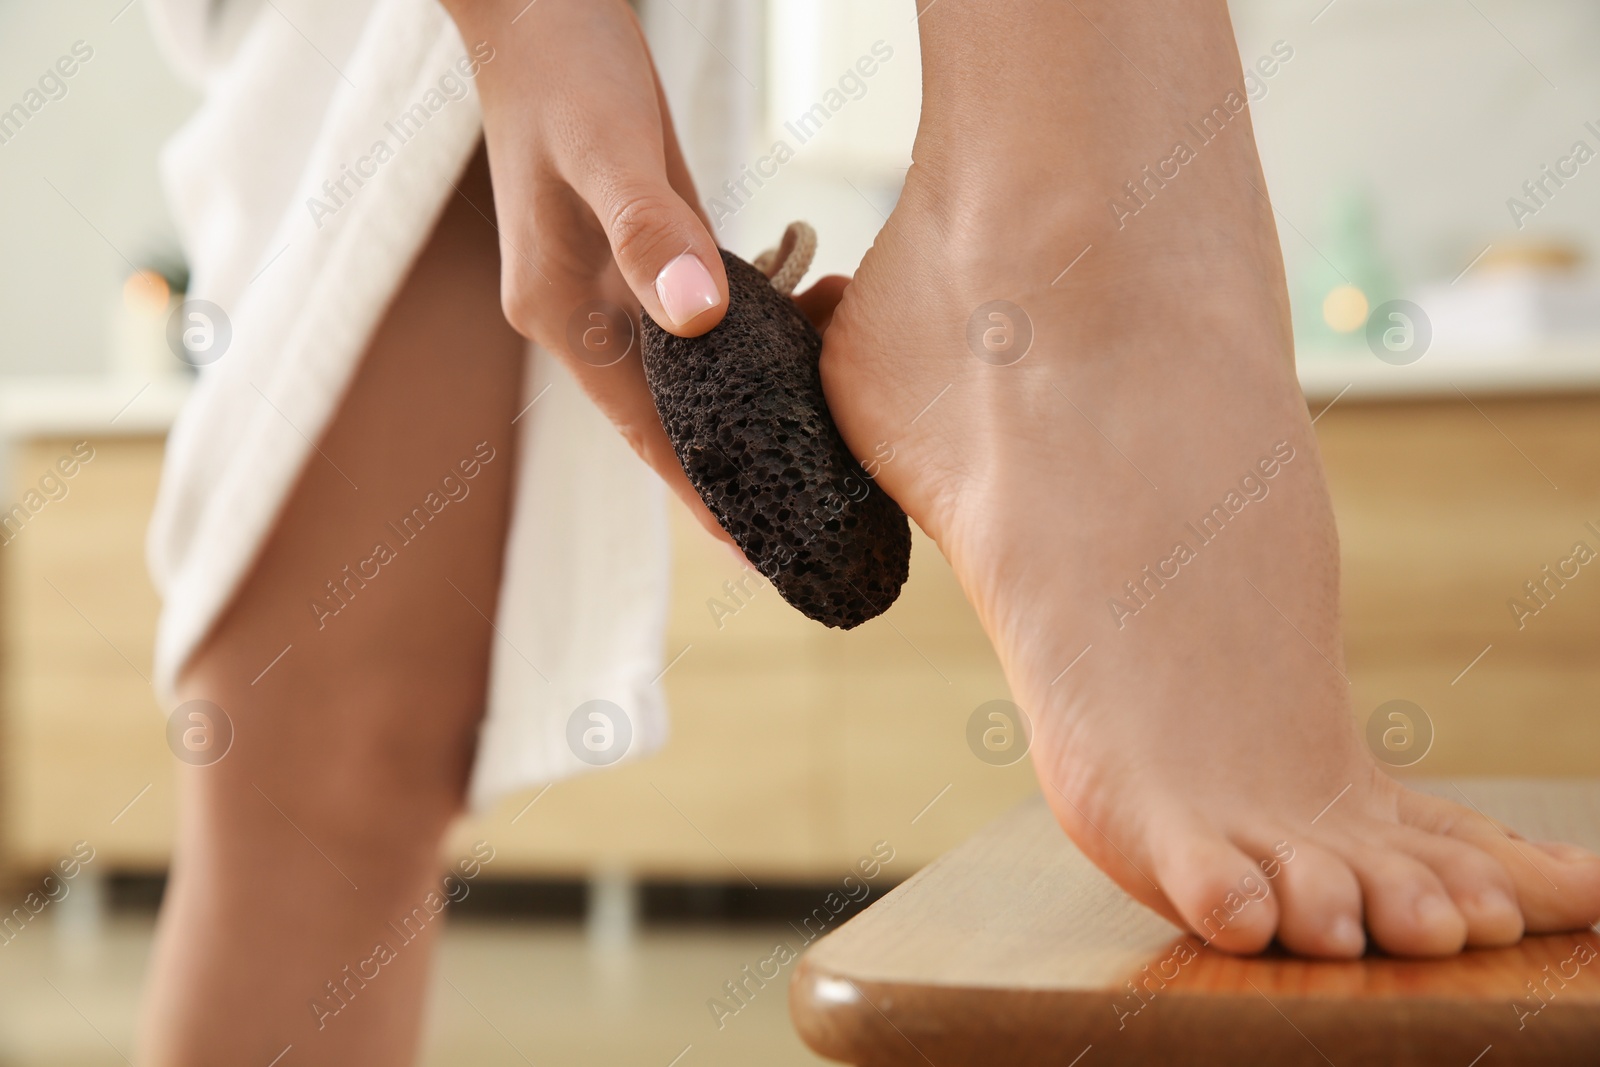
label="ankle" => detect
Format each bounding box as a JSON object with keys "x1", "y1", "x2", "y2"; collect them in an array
[
  {"x1": 907, "y1": 0, "x2": 1269, "y2": 257},
  {"x1": 894, "y1": 164, "x2": 1291, "y2": 369}
]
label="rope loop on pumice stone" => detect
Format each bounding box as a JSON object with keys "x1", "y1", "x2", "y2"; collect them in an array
[{"x1": 753, "y1": 221, "x2": 817, "y2": 296}]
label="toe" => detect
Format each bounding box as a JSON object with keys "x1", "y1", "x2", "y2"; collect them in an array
[
  {"x1": 1335, "y1": 836, "x2": 1468, "y2": 957},
  {"x1": 1151, "y1": 818, "x2": 1279, "y2": 955},
  {"x1": 1378, "y1": 824, "x2": 1523, "y2": 947},
  {"x1": 1245, "y1": 836, "x2": 1365, "y2": 958},
  {"x1": 1401, "y1": 790, "x2": 1600, "y2": 934}
]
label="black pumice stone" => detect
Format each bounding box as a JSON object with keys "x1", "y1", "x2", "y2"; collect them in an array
[{"x1": 641, "y1": 249, "x2": 911, "y2": 628}]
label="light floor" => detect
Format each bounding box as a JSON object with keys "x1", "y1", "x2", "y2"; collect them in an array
[{"x1": 0, "y1": 914, "x2": 832, "y2": 1066}]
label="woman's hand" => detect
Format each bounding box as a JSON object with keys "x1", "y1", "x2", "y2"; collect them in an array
[{"x1": 441, "y1": 0, "x2": 844, "y2": 543}]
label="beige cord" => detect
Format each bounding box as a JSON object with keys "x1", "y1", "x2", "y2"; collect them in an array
[{"x1": 753, "y1": 221, "x2": 817, "y2": 296}]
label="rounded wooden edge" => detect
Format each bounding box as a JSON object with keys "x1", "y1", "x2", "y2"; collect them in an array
[{"x1": 789, "y1": 953, "x2": 1600, "y2": 1067}]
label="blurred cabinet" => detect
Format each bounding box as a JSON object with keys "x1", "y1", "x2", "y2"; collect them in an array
[
  {"x1": 4, "y1": 389, "x2": 1600, "y2": 881},
  {"x1": 0, "y1": 423, "x2": 1033, "y2": 880},
  {"x1": 1319, "y1": 394, "x2": 1600, "y2": 777},
  {"x1": 442, "y1": 495, "x2": 1034, "y2": 880},
  {"x1": 1, "y1": 435, "x2": 175, "y2": 870}
]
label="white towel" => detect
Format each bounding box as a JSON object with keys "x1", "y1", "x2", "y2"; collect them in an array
[{"x1": 142, "y1": 0, "x2": 749, "y2": 808}]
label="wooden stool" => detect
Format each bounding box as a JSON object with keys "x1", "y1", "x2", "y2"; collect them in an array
[{"x1": 792, "y1": 780, "x2": 1600, "y2": 1066}]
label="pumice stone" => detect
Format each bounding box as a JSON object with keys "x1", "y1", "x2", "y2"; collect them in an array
[{"x1": 640, "y1": 223, "x2": 911, "y2": 628}]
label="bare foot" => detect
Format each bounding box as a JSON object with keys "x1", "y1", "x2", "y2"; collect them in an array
[{"x1": 821, "y1": 1, "x2": 1600, "y2": 957}]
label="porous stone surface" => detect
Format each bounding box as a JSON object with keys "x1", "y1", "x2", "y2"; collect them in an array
[{"x1": 642, "y1": 249, "x2": 910, "y2": 628}]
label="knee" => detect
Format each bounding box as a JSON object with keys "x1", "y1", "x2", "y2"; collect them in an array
[{"x1": 183, "y1": 666, "x2": 479, "y2": 871}]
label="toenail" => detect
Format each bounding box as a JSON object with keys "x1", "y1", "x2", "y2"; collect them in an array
[
  {"x1": 1329, "y1": 915, "x2": 1365, "y2": 955},
  {"x1": 1415, "y1": 894, "x2": 1458, "y2": 927},
  {"x1": 1473, "y1": 887, "x2": 1516, "y2": 916},
  {"x1": 1534, "y1": 840, "x2": 1593, "y2": 863}
]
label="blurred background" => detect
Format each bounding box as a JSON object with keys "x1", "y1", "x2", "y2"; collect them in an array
[{"x1": 2, "y1": 0, "x2": 1598, "y2": 1063}]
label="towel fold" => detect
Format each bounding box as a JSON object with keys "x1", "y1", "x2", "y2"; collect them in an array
[{"x1": 142, "y1": 0, "x2": 763, "y2": 807}]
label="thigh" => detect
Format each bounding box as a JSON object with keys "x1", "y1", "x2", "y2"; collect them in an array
[{"x1": 177, "y1": 145, "x2": 526, "y2": 839}]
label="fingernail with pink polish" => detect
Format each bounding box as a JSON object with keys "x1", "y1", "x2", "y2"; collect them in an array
[{"x1": 655, "y1": 253, "x2": 720, "y2": 327}]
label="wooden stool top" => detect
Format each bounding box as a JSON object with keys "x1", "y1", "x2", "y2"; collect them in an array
[{"x1": 791, "y1": 780, "x2": 1600, "y2": 1066}]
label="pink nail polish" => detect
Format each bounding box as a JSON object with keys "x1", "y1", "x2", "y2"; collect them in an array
[{"x1": 655, "y1": 253, "x2": 720, "y2": 327}]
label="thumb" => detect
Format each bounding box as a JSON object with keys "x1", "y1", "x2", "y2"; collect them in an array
[{"x1": 589, "y1": 175, "x2": 728, "y2": 338}]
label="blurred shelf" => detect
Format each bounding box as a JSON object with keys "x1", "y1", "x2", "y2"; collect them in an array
[
  {"x1": 1298, "y1": 343, "x2": 1600, "y2": 402},
  {"x1": 6, "y1": 342, "x2": 1600, "y2": 444},
  {"x1": 0, "y1": 375, "x2": 193, "y2": 438}
]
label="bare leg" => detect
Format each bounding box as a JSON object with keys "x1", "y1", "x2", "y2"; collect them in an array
[
  {"x1": 823, "y1": 0, "x2": 1600, "y2": 957},
  {"x1": 138, "y1": 149, "x2": 525, "y2": 1062}
]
